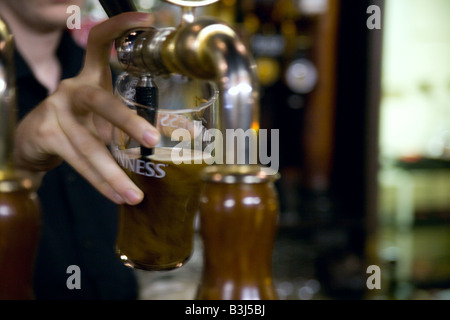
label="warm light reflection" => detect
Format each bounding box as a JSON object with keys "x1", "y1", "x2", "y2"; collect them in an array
[
  {"x1": 0, "y1": 205, "x2": 9, "y2": 217},
  {"x1": 241, "y1": 286, "x2": 260, "y2": 300},
  {"x1": 227, "y1": 83, "x2": 252, "y2": 96},
  {"x1": 224, "y1": 199, "x2": 235, "y2": 208},
  {"x1": 222, "y1": 281, "x2": 234, "y2": 300},
  {"x1": 0, "y1": 77, "x2": 6, "y2": 93},
  {"x1": 242, "y1": 196, "x2": 261, "y2": 206}
]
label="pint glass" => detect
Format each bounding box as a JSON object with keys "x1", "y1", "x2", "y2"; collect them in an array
[{"x1": 111, "y1": 73, "x2": 218, "y2": 271}]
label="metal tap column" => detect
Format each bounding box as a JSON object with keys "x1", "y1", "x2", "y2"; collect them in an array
[
  {"x1": 100, "y1": 0, "x2": 260, "y2": 165},
  {"x1": 0, "y1": 17, "x2": 17, "y2": 180},
  {"x1": 0, "y1": 15, "x2": 41, "y2": 301}
]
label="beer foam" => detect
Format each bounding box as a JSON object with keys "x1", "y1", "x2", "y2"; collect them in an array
[
  {"x1": 151, "y1": 147, "x2": 212, "y2": 163},
  {"x1": 122, "y1": 147, "x2": 212, "y2": 163}
]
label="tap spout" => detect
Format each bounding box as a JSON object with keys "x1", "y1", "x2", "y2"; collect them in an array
[
  {"x1": 0, "y1": 16, "x2": 17, "y2": 179},
  {"x1": 99, "y1": 0, "x2": 260, "y2": 164},
  {"x1": 162, "y1": 19, "x2": 260, "y2": 164},
  {"x1": 115, "y1": 19, "x2": 260, "y2": 164}
]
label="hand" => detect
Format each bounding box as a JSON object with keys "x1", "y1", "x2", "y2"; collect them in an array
[{"x1": 14, "y1": 12, "x2": 160, "y2": 205}]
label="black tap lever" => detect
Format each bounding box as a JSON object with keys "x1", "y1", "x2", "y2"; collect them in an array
[{"x1": 99, "y1": 0, "x2": 137, "y2": 17}]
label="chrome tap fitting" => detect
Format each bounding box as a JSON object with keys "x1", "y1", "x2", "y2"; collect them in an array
[
  {"x1": 0, "y1": 16, "x2": 17, "y2": 179},
  {"x1": 100, "y1": 0, "x2": 260, "y2": 165}
]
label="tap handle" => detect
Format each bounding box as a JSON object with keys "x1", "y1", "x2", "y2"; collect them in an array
[
  {"x1": 135, "y1": 76, "x2": 158, "y2": 157},
  {"x1": 99, "y1": 0, "x2": 137, "y2": 17}
]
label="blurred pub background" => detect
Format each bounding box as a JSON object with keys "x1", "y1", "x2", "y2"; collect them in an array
[{"x1": 76, "y1": 0, "x2": 450, "y2": 300}]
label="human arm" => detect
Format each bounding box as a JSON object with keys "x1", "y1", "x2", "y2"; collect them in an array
[{"x1": 14, "y1": 12, "x2": 160, "y2": 205}]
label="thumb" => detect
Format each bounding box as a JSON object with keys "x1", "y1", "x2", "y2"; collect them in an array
[{"x1": 81, "y1": 12, "x2": 154, "y2": 74}]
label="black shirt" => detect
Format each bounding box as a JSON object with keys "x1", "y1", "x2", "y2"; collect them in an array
[{"x1": 15, "y1": 31, "x2": 138, "y2": 300}]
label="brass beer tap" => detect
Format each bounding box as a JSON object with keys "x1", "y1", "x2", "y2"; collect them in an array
[
  {"x1": 0, "y1": 16, "x2": 41, "y2": 300},
  {"x1": 0, "y1": 16, "x2": 17, "y2": 180},
  {"x1": 100, "y1": 0, "x2": 260, "y2": 164},
  {"x1": 100, "y1": 1, "x2": 279, "y2": 300}
]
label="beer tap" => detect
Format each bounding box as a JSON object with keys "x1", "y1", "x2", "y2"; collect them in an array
[
  {"x1": 99, "y1": 0, "x2": 260, "y2": 164},
  {"x1": 100, "y1": 1, "x2": 279, "y2": 300},
  {"x1": 0, "y1": 16, "x2": 41, "y2": 300},
  {"x1": 0, "y1": 16, "x2": 17, "y2": 180}
]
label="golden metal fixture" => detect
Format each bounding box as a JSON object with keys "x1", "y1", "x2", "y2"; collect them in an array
[
  {"x1": 0, "y1": 15, "x2": 41, "y2": 300},
  {"x1": 101, "y1": 0, "x2": 260, "y2": 165},
  {"x1": 0, "y1": 16, "x2": 17, "y2": 180}
]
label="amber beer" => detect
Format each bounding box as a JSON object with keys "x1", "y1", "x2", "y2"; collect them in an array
[
  {"x1": 196, "y1": 165, "x2": 279, "y2": 300},
  {"x1": 0, "y1": 179, "x2": 40, "y2": 300},
  {"x1": 0, "y1": 15, "x2": 41, "y2": 299},
  {"x1": 115, "y1": 147, "x2": 211, "y2": 271}
]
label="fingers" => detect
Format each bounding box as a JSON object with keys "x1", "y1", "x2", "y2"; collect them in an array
[
  {"x1": 56, "y1": 118, "x2": 144, "y2": 205},
  {"x1": 57, "y1": 85, "x2": 159, "y2": 205},
  {"x1": 14, "y1": 13, "x2": 161, "y2": 205},
  {"x1": 17, "y1": 95, "x2": 144, "y2": 205},
  {"x1": 14, "y1": 106, "x2": 64, "y2": 172},
  {"x1": 82, "y1": 12, "x2": 154, "y2": 73},
  {"x1": 72, "y1": 84, "x2": 161, "y2": 147},
  {"x1": 67, "y1": 149, "x2": 144, "y2": 206}
]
